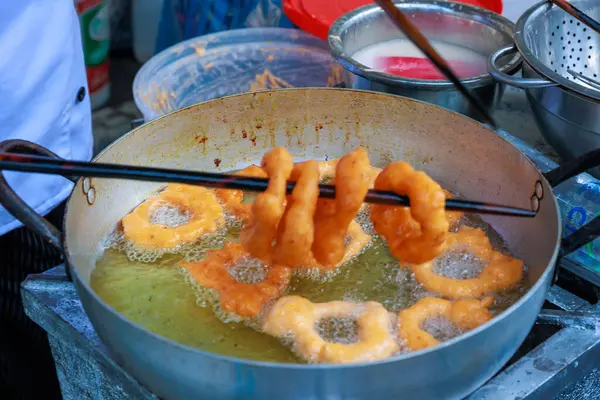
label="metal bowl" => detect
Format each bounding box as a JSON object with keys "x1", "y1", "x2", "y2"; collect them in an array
[
  {"x1": 488, "y1": 0, "x2": 600, "y2": 177},
  {"x1": 328, "y1": 0, "x2": 521, "y2": 121}
]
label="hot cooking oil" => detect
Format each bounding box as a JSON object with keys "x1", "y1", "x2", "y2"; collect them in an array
[{"x1": 91, "y1": 194, "x2": 526, "y2": 363}]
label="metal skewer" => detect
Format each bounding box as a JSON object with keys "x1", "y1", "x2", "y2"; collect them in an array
[
  {"x1": 0, "y1": 153, "x2": 536, "y2": 217},
  {"x1": 373, "y1": 0, "x2": 498, "y2": 129},
  {"x1": 549, "y1": 0, "x2": 600, "y2": 35}
]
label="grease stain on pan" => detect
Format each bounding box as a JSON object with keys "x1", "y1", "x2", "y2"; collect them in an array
[{"x1": 126, "y1": 90, "x2": 448, "y2": 175}]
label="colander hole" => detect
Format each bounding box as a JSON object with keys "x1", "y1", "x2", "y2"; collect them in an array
[
  {"x1": 552, "y1": 32, "x2": 555, "y2": 36},
  {"x1": 580, "y1": 48, "x2": 583, "y2": 52},
  {"x1": 588, "y1": 36, "x2": 592, "y2": 40},
  {"x1": 560, "y1": 37, "x2": 564, "y2": 41},
  {"x1": 595, "y1": 74, "x2": 598, "y2": 78},
  {"x1": 563, "y1": 21, "x2": 566, "y2": 24},
  {"x1": 577, "y1": 57, "x2": 580, "y2": 61},
  {"x1": 578, "y1": 40, "x2": 581, "y2": 43},
  {"x1": 561, "y1": 64, "x2": 565, "y2": 67},
  {"x1": 550, "y1": 41, "x2": 553, "y2": 45},
  {"x1": 590, "y1": 46, "x2": 593, "y2": 49},
  {"x1": 570, "y1": 55, "x2": 573, "y2": 59},
  {"x1": 567, "y1": 32, "x2": 571, "y2": 36},
  {"x1": 577, "y1": 22, "x2": 581, "y2": 26},
  {"x1": 585, "y1": 65, "x2": 588, "y2": 68},
  {"x1": 568, "y1": 41, "x2": 572, "y2": 44},
  {"x1": 589, "y1": 55, "x2": 592, "y2": 59},
  {"x1": 584, "y1": 28, "x2": 587, "y2": 31},
  {"x1": 563, "y1": 56, "x2": 567, "y2": 60},
  {"x1": 572, "y1": 48, "x2": 575, "y2": 52},
  {"x1": 554, "y1": 69, "x2": 558, "y2": 72},
  {"x1": 549, "y1": 51, "x2": 552, "y2": 55},
  {"x1": 569, "y1": 19, "x2": 573, "y2": 23},
  {"x1": 573, "y1": 63, "x2": 576, "y2": 67},
  {"x1": 551, "y1": 61, "x2": 554, "y2": 65},
  {"x1": 563, "y1": 46, "x2": 566, "y2": 50}
]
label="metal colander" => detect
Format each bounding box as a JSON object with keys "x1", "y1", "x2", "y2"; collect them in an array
[{"x1": 514, "y1": 0, "x2": 600, "y2": 98}]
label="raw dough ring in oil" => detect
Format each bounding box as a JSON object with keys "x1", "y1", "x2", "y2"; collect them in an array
[
  {"x1": 408, "y1": 226, "x2": 524, "y2": 299},
  {"x1": 180, "y1": 242, "x2": 291, "y2": 318},
  {"x1": 215, "y1": 165, "x2": 267, "y2": 222},
  {"x1": 398, "y1": 297, "x2": 494, "y2": 351},
  {"x1": 122, "y1": 184, "x2": 225, "y2": 249},
  {"x1": 263, "y1": 296, "x2": 399, "y2": 364}
]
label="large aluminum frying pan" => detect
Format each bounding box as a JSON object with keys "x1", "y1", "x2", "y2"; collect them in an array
[{"x1": 1, "y1": 88, "x2": 599, "y2": 400}]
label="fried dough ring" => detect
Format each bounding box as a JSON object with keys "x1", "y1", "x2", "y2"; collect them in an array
[
  {"x1": 122, "y1": 184, "x2": 225, "y2": 249},
  {"x1": 263, "y1": 296, "x2": 399, "y2": 363},
  {"x1": 240, "y1": 148, "x2": 294, "y2": 261},
  {"x1": 370, "y1": 162, "x2": 448, "y2": 264},
  {"x1": 408, "y1": 227, "x2": 524, "y2": 299},
  {"x1": 274, "y1": 160, "x2": 372, "y2": 269},
  {"x1": 180, "y1": 242, "x2": 291, "y2": 318},
  {"x1": 443, "y1": 189, "x2": 464, "y2": 230},
  {"x1": 272, "y1": 160, "x2": 320, "y2": 267},
  {"x1": 318, "y1": 159, "x2": 380, "y2": 216},
  {"x1": 215, "y1": 165, "x2": 267, "y2": 221},
  {"x1": 300, "y1": 220, "x2": 372, "y2": 271},
  {"x1": 331, "y1": 220, "x2": 372, "y2": 268},
  {"x1": 312, "y1": 148, "x2": 372, "y2": 267},
  {"x1": 398, "y1": 297, "x2": 494, "y2": 351}
]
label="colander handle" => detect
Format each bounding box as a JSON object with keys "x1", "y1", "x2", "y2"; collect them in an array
[{"x1": 488, "y1": 45, "x2": 557, "y2": 89}]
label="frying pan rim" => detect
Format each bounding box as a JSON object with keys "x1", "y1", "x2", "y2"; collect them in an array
[{"x1": 64, "y1": 87, "x2": 561, "y2": 370}]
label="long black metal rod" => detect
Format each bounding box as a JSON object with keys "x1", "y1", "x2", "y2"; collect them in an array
[
  {"x1": 0, "y1": 153, "x2": 536, "y2": 217},
  {"x1": 374, "y1": 0, "x2": 498, "y2": 128},
  {"x1": 550, "y1": 0, "x2": 600, "y2": 35}
]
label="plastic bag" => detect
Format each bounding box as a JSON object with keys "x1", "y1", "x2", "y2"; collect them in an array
[{"x1": 155, "y1": 0, "x2": 295, "y2": 54}]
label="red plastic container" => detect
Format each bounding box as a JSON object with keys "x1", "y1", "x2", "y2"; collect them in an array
[{"x1": 283, "y1": 0, "x2": 503, "y2": 40}]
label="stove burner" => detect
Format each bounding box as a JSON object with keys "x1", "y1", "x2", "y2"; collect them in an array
[{"x1": 469, "y1": 278, "x2": 600, "y2": 399}]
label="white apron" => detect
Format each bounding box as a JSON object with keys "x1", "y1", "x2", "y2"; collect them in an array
[{"x1": 0, "y1": 1, "x2": 93, "y2": 236}]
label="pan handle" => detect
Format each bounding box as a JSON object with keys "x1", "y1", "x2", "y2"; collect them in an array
[
  {"x1": 487, "y1": 45, "x2": 557, "y2": 89},
  {"x1": 0, "y1": 140, "x2": 76, "y2": 252},
  {"x1": 543, "y1": 148, "x2": 600, "y2": 257},
  {"x1": 560, "y1": 217, "x2": 600, "y2": 256},
  {"x1": 543, "y1": 148, "x2": 600, "y2": 187}
]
